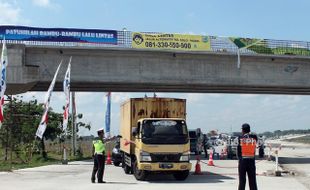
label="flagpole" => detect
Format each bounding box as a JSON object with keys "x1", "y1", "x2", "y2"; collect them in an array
[
  {"x1": 9, "y1": 95, "x2": 13, "y2": 170},
  {"x1": 71, "y1": 91, "x2": 76, "y2": 156},
  {"x1": 105, "y1": 92, "x2": 111, "y2": 138}
]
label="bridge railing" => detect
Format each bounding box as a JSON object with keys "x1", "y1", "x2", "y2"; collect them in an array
[{"x1": 1, "y1": 26, "x2": 310, "y2": 57}]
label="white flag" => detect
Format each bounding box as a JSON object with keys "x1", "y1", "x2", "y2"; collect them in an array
[
  {"x1": 63, "y1": 57, "x2": 71, "y2": 130},
  {"x1": 36, "y1": 61, "x2": 62, "y2": 139},
  {"x1": 0, "y1": 38, "x2": 8, "y2": 128}
]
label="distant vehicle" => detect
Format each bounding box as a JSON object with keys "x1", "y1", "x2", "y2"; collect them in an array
[
  {"x1": 189, "y1": 128, "x2": 204, "y2": 155},
  {"x1": 112, "y1": 139, "x2": 122, "y2": 166},
  {"x1": 209, "y1": 136, "x2": 218, "y2": 146}
]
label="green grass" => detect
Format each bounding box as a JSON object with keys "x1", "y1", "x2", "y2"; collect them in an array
[
  {"x1": 0, "y1": 154, "x2": 60, "y2": 171},
  {"x1": 284, "y1": 135, "x2": 310, "y2": 144}
]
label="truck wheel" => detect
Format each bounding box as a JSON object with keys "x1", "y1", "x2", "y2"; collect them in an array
[
  {"x1": 123, "y1": 164, "x2": 131, "y2": 174},
  {"x1": 122, "y1": 153, "x2": 131, "y2": 174},
  {"x1": 133, "y1": 160, "x2": 148, "y2": 181},
  {"x1": 173, "y1": 170, "x2": 189, "y2": 181}
]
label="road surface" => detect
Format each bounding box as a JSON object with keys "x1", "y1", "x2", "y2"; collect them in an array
[
  {"x1": 268, "y1": 137, "x2": 310, "y2": 189},
  {"x1": 0, "y1": 157, "x2": 307, "y2": 190}
]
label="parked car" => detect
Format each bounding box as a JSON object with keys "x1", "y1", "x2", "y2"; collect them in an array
[{"x1": 112, "y1": 139, "x2": 122, "y2": 166}]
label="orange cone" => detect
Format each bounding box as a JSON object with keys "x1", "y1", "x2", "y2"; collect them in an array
[
  {"x1": 106, "y1": 151, "x2": 112, "y2": 165},
  {"x1": 208, "y1": 151, "x2": 214, "y2": 166},
  {"x1": 194, "y1": 155, "x2": 203, "y2": 175}
]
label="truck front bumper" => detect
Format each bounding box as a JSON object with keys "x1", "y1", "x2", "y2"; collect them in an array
[{"x1": 138, "y1": 162, "x2": 192, "y2": 171}]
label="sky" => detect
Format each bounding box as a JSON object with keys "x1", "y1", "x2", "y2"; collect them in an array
[{"x1": 1, "y1": 0, "x2": 310, "y2": 136}]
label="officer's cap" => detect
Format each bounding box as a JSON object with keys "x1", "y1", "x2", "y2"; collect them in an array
[
  {"x1": 241, "y1": 123, "x2": 250, "y2": 130},
  {"x1": 97, "y1": 128, "x2": 105, "y2": 133}
]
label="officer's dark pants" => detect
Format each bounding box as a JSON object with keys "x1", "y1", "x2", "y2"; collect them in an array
[
  {"x1": 91, "y1": 153, "x2": 105, "y2": 182},
  {"x1": 203, "y1": 146, "x2": 208, "y2": 158},
  {"x1": 238, "y1": 158, "x2": 258, "y2": 190},
  {"x1": 259, "y1": 147, "x2": 264, "y2": 158}
]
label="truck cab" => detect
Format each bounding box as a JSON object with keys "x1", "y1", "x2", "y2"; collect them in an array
[{"x1": 120, "y1": 98, "x2": 192, "y2": 181}]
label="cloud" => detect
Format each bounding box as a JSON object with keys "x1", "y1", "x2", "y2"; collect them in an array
[
  {"x1": 110, "y1": 92, "x2": 131, "y2": 104},
  {"x1": 32, "y1": 0, "x2": 50, "y2": 7},
  {"x1": 187, "y1": 12, "x2": 196, "y2": 19},
  {"x1": 32, "y1": 0, "x2": 60, "y2": 10},
  {"x1": 185, "y1": 93, "x2": 223, "y2": 104},
  {"x1": 0, "y1": 1, "x2": 25, "y2": 24}
]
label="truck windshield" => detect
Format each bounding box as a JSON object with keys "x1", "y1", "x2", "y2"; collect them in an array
[{"x1": 141, "y1": 120, "x2": 189, "y2": 144}]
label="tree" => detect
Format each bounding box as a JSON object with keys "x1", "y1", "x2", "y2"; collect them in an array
[{"x1": 0, "y1": 96, "x2": 91, "y2": 161}]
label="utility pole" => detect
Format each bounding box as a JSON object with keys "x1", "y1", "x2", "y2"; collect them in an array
[{"x1": 71, "y1": 92, "x2": 76, "y2": 156}]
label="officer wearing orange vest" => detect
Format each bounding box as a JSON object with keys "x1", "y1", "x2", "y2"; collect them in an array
[
  {"x1": 237, "y1": 123, "x2": 258, "y2": 190},
  {"x1": 91, "y1": 128, "x2": 106, "y2": 183}
]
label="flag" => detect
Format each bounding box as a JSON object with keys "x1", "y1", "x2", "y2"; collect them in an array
[
  {"x1": 36, "y1": 62, "x2": 62, "y2": 139},
  {"x1": 105, "y1": 92, "x2": 111, "y2": 138},
  {"x1": 0, "y1": 38, "x2": 8, "y2": 128},
  {"x1": 63, "y1": 57, "x2": 71, "y2": 130}
]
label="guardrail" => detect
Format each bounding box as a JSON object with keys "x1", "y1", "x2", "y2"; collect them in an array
[{"x1": 1, "y1": 26, "x2": 310, "y2": 57}]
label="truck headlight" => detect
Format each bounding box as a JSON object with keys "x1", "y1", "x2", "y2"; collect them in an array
[
  {"x1": 140, "y1": 151, "x2": 152, "y2": 162},
  {"x1": 180, "y1": 154, "x2": 190, "y2": 162}
]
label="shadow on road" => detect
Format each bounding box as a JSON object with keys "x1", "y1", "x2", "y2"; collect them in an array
[
  {"x1": 147, "y1": 172, "x2": 235, "y2": 183},
  {"x1": 279, "y1": 157, "x2": 310, "y2": 164},
  {"x1": 104, "y1": 181, "x2": 138, "y2": 185}
]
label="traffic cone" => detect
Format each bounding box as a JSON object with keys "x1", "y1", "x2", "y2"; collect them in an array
[
  {"x1": 208, "y1": 151, "x2": 214, "y2": 166},
  {"x1": 194, "y1": 155, "x2": 203, "y2": 175},
  {"x1": 106, "y1": 151, "x2": 112, "y2": 165}
]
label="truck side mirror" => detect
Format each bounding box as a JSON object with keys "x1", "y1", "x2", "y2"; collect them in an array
[{"x1": 132, "y1": 128, "x2": 138, "y2": 137}]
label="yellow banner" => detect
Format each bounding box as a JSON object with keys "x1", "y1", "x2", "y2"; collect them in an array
[{"x1": 132, "y1": 32, "x2": 210, "y2": 51}]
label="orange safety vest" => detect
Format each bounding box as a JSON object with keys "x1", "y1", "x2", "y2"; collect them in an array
[{"x1": 240, "y1": 137, "x2": 256, "y2": 157}]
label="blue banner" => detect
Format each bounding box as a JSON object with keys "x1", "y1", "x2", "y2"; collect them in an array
[
  {"x1": 105, "y1": 92, "x2": 111, "y2": 137},
  {"x1": 0, "y1": 25, "x2": 117, "y2": 44}
]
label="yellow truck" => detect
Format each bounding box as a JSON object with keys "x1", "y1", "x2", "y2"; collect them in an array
[{"x1": 120, "y1": 97, "x2": 192, "y2": 181}]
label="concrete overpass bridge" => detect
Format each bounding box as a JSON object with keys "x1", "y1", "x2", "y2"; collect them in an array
[{"x1": 2, "y1": 26, "x2": 310, "y2": 95}]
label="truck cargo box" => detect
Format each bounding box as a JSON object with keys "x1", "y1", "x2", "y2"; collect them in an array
[{"x1": 120, "y1": 97, "x2": 186, "y2": 154}]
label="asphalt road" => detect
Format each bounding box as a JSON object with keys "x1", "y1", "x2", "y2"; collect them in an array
[
  {"x1": 0, "y1": 157, "x2": 307, "y2": 190},
  {"x1": 268, "y1": 138, "x2": 310, "y2": 190}
]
